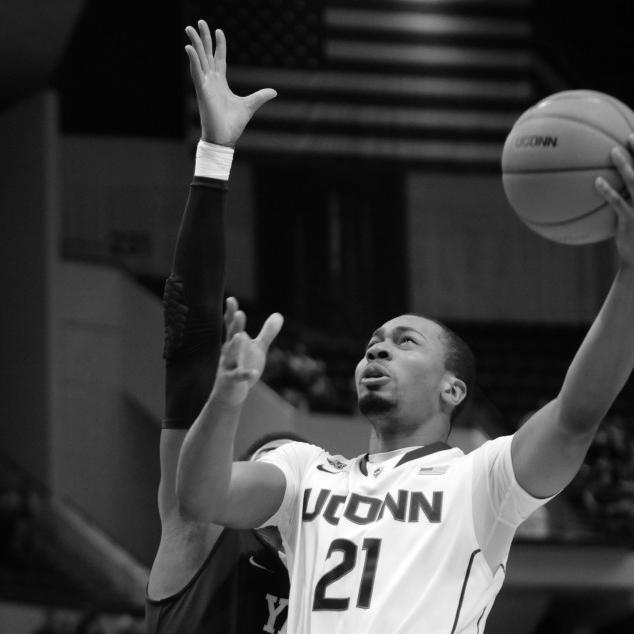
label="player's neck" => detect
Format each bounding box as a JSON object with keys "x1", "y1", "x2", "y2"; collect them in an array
[{"x1": 368, "y1": 420, "x2": 448, "y2": 454}]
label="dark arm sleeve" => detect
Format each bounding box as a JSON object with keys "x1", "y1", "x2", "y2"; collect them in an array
[{"x1": 162, "y1": 176, "x2": 228, "y2": 428}]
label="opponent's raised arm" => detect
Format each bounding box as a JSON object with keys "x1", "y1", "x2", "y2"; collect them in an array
[
  {"x1": 159, "y1": 22, "x2": 276, "y2": 516},
  {"x1": 185, "y1": 21, "x2": 276, "y2": 146},
  {"x1": 176, "y1": 300, "x2": 287, "y2": 527},
  {"x1": 511, "y1": 137, "x2": 634, "y2": 498},
  {"x1": 149, "y1": 21, "x2": 279, "y2": 601}
]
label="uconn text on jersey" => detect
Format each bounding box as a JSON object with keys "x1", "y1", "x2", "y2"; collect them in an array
[{"x1": 302, "y1": 488, "x2": 444, "y2": 525}]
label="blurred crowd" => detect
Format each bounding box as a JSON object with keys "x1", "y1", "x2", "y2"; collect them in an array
[
  {"x1": 568, "y1": 415, "x2": 634, "y2": 541},
  {"x1": 262, "y1": 342, "x2": 355, "y2": 413}
]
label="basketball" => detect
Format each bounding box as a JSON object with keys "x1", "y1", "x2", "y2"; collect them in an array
[{"x1": 501, "y1": 90, "x2": 634, "y2": 244}]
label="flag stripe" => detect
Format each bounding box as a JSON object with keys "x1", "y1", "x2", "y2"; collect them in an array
[
  {"x1": 252, "y1": 101, "x2": 519, "y2": 132},
  {"x1": 248, "y1": 117, "x2": 509, "y2": 143},
  {"x1": 325, "y1": 9, "x2": 531, "y2": 40},
  {"x1": 228, "y1": 67, "x2": 531, "y2": 103},
  {"x1": 224, "y1": 130, "x2": 505, "y2": 164},
  {"x1": 328, "y1": 0, "x2": 532, "y2": 18},
  {"x1": 326, "y1": 41, "x2": 531, "y2": 70}
]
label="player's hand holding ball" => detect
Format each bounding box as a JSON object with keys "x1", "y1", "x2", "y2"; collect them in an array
[
  {"x1": 596, "y1": 141, "x2": 634, "y2": 267},
  {"x1": 213, "y1": 298, "x2": 284, "y2": 407},
  {"x1": 502, "y1": 90, "x2": 634, "y2": 244}
]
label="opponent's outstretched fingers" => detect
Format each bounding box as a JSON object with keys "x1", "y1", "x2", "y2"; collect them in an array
[
  {"x1": 213, "y1": 28, "x2": 227, "y2": 74},
  {"x1": 185, "y1": 25, "x2": 210, "y2": 74},
  {"x1": 255, "y1": 313, "x2": 284, "y2": 352},
  {"x1": 197, "y1": 20, "x2": 215, "y2": 71},
  {"x1": 185, "y1": 45, "x2": 204, "y2": 88}
]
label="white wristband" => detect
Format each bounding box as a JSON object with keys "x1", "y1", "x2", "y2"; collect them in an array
[{"x1": 195, "y1": 141, "x2": 235, "y2": 180}]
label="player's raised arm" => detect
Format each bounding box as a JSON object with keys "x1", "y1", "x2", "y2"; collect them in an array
[
  {"x1": 176, "y1": 302, "x2": 287, "y2": 527},
  {"x1": 510, "y1": 138, "x2": 634, "y2": 499}
]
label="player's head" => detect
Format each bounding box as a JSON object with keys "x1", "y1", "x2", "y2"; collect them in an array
[
  {"x1": 355, "y1": 314, "x2": 475, "y2": 433},
  {"x1": 240, "y1": 431, "x2": 307, "y2": 462}
]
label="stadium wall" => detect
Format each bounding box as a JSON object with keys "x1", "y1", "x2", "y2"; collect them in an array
[{"x1": 406, "y1": 171, "x2": 616, "y2": 324}]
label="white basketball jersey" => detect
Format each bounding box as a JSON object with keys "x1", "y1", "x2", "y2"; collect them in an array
[{"x1": 260, "y1": 436, "x2": 552, "y2": 634}]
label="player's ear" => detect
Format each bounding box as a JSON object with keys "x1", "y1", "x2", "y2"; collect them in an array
[{"x1": 440, "y1": 376, "x2": 466, "y2": 408}]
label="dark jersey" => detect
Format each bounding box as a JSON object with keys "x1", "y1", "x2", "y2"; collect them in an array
[{"x1": 145, "y1": 529, "x2": 289, "y2": 634}]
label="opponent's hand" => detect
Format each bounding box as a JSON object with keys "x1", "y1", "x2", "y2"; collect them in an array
[
  {"x1": 185, "y1": 20, "x2": 277, "y2": 146},
  {"x1": 213, "y1": 297, "x2": 284, "y2": 407},
  {"x1": 595, "y1": 136, "x2": 634, "y2": 267}
]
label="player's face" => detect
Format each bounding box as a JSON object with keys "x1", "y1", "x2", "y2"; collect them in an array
[{"x1": 355, "y1": 315, "x2": 449, "y2": 422}]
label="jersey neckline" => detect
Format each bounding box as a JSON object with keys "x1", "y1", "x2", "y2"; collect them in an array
[
  {"x1": 359, "y1": 441, "x2": 453, "y2": 476},
  {"x1": 367, "y1": 445, "x2": 421, "y2": 464}
]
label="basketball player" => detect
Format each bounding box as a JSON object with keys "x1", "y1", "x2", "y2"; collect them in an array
[
  {"x1": 145, "y1": 21, "x2": 295, "y2": 634},
  {"x1": 176, "y1": 27, "x2": 634, "y2": 629}
]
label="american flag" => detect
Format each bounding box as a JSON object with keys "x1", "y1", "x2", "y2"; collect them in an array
[{"x1": 186, "y1": 0, "x2": 533, "y2": 168}]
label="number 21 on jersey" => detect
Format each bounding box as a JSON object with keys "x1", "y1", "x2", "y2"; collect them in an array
[{"x1": 313, "y1": 538, "x2": 382, "y2": 611}]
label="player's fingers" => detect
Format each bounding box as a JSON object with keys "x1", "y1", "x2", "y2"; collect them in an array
[
  {"x1": 610, "y1": 147, "x2": 634, "y2": 203},
  {"x1": 222, "y1": 331, "x2": 245, "y2": 369},
  {"x1": 214, "y1": 28, "x2": 227, "y2": 75},
  {"x1": 255, "y1": 313, "x2": 284, "y2": 351},
  {"x1": 595, "y1": 177, "x2": 631, "y2": 225},
  {"x1": 225, "y1": 368, "x2": 257, "y2": 382},
  {"x1": 221, "y1": 336, "x2": 238, "y2": 369},
  {"x1": 223, "y1": 296, "x2": 238, "y2": 336},
  {"x1": 244, "y1": 88, "x2": 277, "y2": 114},
  {"x1": 185, "y1": 45, "x2": 204, "y2": 88},
  {"x1": 185, "y1": 25, "x2": 210, "y2": 74},
  {"x1": 197, "y1": 20, "x2": 215, "y2": 71},
  {"x1": 228, "y1": 310, "x2": 246, "y2": 340}
]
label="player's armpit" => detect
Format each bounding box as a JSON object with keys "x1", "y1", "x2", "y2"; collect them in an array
[
  {"x1": 207, "y1": 460, "x2": 287, "y2": 529},
  {"x1": 510, "y1": 399, "x2": 596, "y2": 499}
]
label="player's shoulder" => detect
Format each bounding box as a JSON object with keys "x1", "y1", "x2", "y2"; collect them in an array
[
  {"x1": 278, "y1": 442, "x2": 356, "y2": 476},
  {"x1": 466, "y1": 433, "x2": 515, "y2": 470},
  {"x1": 311, "y1": 451, "x2": 355, "y2": 475},
  {"x1": 468, "y1": 434, "x2": 514, "y2": 457},
  {"x1": 261, "y1": 441, "x2": 357, "y2": 487},
  {"x1": 262, "y1": 440, "x2": 329, "y2": 468}
]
